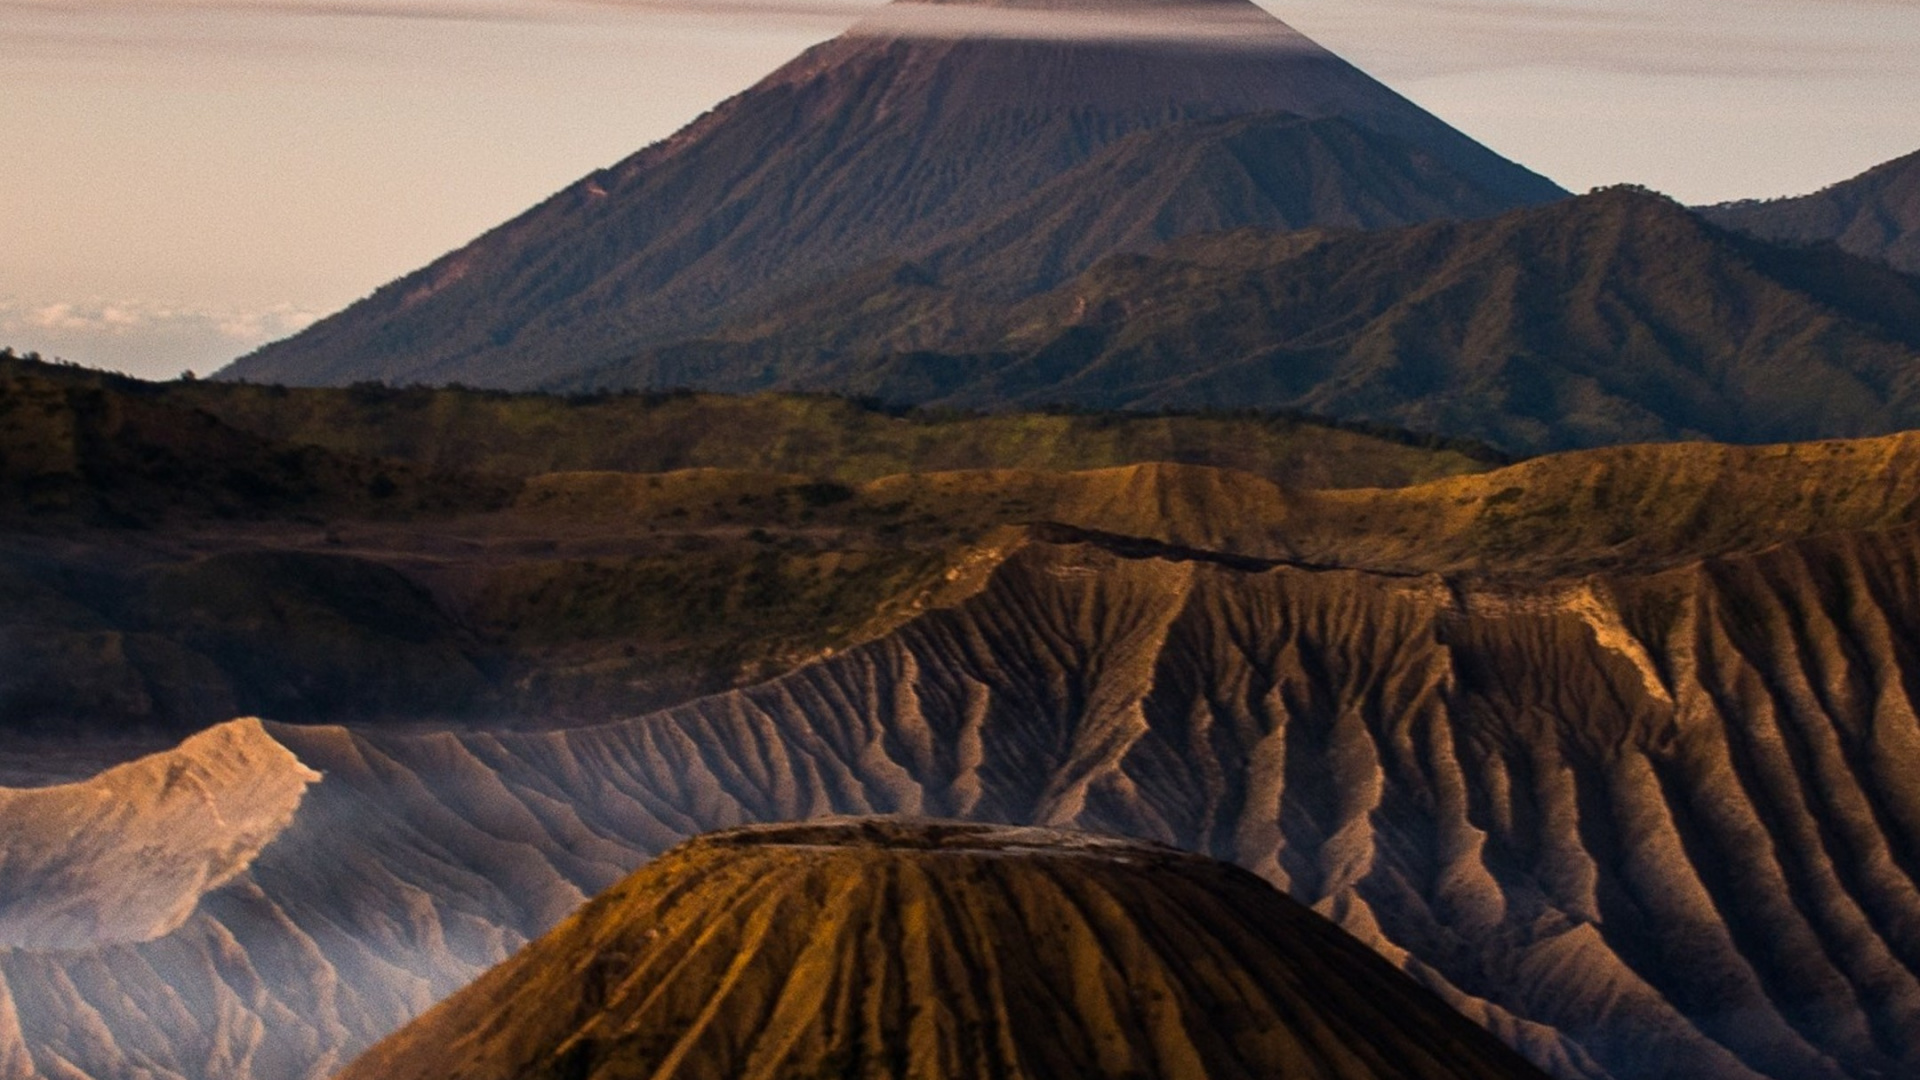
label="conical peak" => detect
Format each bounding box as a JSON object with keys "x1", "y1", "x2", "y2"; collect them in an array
[
  {"x1": 754, "y1": 0, "x2": 1350, "y2": 121},
  {"x1": 338, "y1": 817, "x2": 1552, "y2": 1080}
]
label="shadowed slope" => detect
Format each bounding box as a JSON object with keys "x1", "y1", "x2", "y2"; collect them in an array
[
  {"x1": 221, "y1": 0, "x2": 1560, "y2": 390},
  {"x1": 0, "y1": 362, "x2": 505, "y2": 525},
  {"x1": 609, "y1": 187, "x2": 1920, "y2": 453},
  {"x1": 337, "y1": 819, "x2": 1550, "y2": 1080},
  {"x1": 5, "y1": 352, "x2": 1499, "y2": 488},
  {"x1": 1704, "y1": 149, "x2": 1920, "y2": 274},
  {"x1": 9, "y1": 406, "x2": 1920, "y2": 734}
]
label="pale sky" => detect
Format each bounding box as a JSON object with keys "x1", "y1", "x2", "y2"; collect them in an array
[{"x1": 4, "y1": 0, "x2": 1918, "y2": 379}]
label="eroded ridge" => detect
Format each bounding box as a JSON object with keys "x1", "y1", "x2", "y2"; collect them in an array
[
  {"x1": 0, "y1": 718, "x2": 318, "y2": 950},
  {"x1": 4, "y1": 528, "x2": 1920, "y2": 1080}
]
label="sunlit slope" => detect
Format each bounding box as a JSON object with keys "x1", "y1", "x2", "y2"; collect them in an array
[
  {"x1": 338, "y1": 820, "x2": 1550, "y2": 1080},
  {"x1": 0, "y1": 719, "x2": 316, "y2": 950},
  {"x1": 0, "y1": 353, "x2": 1496, "y2": 733},
  {"x1": 6, "y1": 508, "x2": 1920, "y2": 1078},
  {"x1": 10, "y1": 420, "x2": 1920, "y2": 734}
]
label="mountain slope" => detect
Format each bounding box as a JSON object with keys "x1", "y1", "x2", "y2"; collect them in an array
[
  {"x1": 918, "y1": 108, "x2": 1553, "y2": 298},
  {"x1": 1703, "y1": 148, "x2": 1920, "y2": 274},
  {"x1": 220, "y1": 0, "x2": 1563, "y2": 390},
  {"x1": 8, "y1": 351, "x2": 1502, "y2": 486},
  {"x1": 0, "y1": 719, "x2": 316, "y2": 950},
  {"x1": 0, "y1": 353, "x2": 1506, "y2": 735},
  {"x1": 7, "y1": 437, "x2": 1920, "y2": 1080},
  {"x1": 600, "y1": 187, "x2": 1920, "y2": 453},
  {"x1": 0, "y1": 358, "x2": 505, "y2": 524},
  {"x1": 339, "y1": 820, "x2": 1550, "y2": 1080}
]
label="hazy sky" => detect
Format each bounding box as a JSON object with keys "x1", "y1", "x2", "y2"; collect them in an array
[{"x1": 4, "y1": 0, "x2": 1918, "y2": 379}]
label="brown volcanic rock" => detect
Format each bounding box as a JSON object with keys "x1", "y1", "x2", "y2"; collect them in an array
[{"x1": 335, "y1": 818, "x2": 1550, "y2": 1080}]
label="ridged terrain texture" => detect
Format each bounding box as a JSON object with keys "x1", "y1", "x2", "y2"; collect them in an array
[
  {"x1": 337, "y1": 819, "x2": 1551, "y2": 1080},
  {"x1": 6, "y1": 446, "x2": 1920, "y2": 1080},
  {"x1": 0, "y1": 719, "x2": 317, "y2": 950},
  {"x1": 219, "y1": 0, "x2": 1561, "y2": 389},
  {"x1": 591, "y1": 187, "x2": 1920, "y2": 454},
  {"x1": 1704, "y1": 148, "x2": 1920, "y2": 275}
]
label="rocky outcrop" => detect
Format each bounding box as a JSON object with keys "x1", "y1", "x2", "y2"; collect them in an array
[{"x1": 0, "y1": 718, "x2": 317, "y2": 950}]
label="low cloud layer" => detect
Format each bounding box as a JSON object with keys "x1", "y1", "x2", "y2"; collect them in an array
[
  {"x1": 0, "y1": 298, "x2": 320, "y2": 379},
  {"x1": 4, "y1": 0, "x2": 1916, "y2": 78}
]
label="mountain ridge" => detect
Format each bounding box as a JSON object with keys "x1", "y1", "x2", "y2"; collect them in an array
[
  {"x1": 1703, "y1": 148, "x2": 1920, "y2": 274},
  {"x1": 581, "y1": 187, "x2": 1920, "y2": 453}
]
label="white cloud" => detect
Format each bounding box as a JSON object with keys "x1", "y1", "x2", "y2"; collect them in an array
[
  {"x1": 0, "y1": 297, "x2": 321, "y2": 379},
  {"x1": 1, "y1": 298, "x2": 318, "y2": 340}
]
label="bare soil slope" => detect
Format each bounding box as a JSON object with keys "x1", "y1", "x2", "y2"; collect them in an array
[
  {"x1": 338, "y1": 819, "x2": 1549, "y2": 1080},
  {"x1": 7, "y1": 393, "x2": 1920, "y2": 1080}
]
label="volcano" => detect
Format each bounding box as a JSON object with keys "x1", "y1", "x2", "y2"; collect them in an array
[
  {"x1": 334, "y1": 819, "x2": 1552, "y2": 1080},
  {"x1": 222, "y1": 0, "x2": 1564, "y2": 390}
]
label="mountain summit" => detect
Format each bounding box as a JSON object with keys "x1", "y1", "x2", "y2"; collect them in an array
[{"x1": 223, "y1": 0, "x2": 1564, "y2": 389}]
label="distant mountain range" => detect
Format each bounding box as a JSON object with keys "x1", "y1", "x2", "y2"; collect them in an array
[
  {"x1": 578, "y1": 186, "x2": 1920, "y2": 454},
  {"x1": 1704, "y1": 148, "x2": 1920, "y2": 274},
  {"x1": 220, "y1": 0, "x2": 1564, "y2": 390}
]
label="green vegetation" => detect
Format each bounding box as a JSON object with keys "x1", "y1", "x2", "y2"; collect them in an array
[
  {"x1": 0, "y1": 349, "x2": 1500, "y2": 487},
  {"x1": 10, "y1": 347, "x2": 1920, "y2": 734},
  {"x1": 0, "y1": 353, "x2": 510, "y2": 526}
]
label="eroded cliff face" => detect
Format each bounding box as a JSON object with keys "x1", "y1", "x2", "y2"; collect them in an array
[
  {"x1": 0, "y1": 718, "x2": 318, "y2": 950},
  {"x1": 3, "y1": 524, "x2": 1918, "y2": 1080}
]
